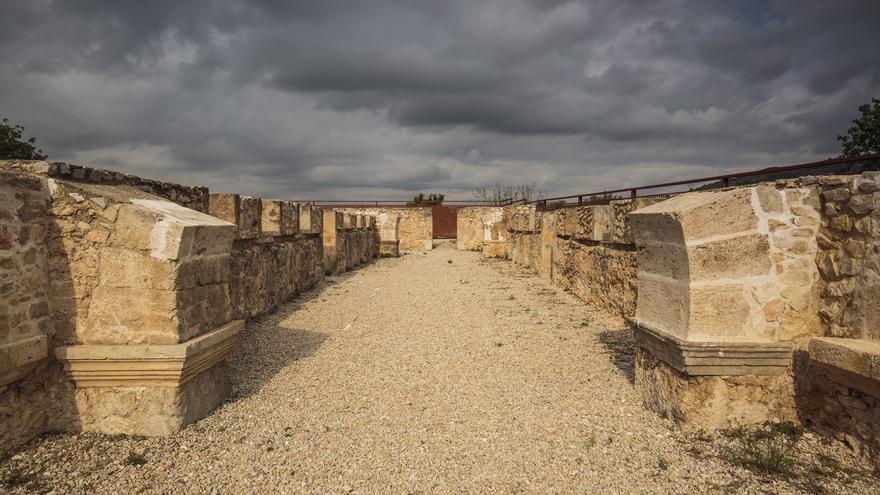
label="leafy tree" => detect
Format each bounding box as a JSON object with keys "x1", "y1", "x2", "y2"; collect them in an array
[
  {"x1": 473, "y1": 183, "x2": 544, "y2": 204},
  {"x1": 0, "y1": 118, "x2": 47, "y2": 160},
  {"x1": 838, "y1": 97, "x2": 880, "y2": 157},
  {"x1": 408, "y1": 192, "x2": 444, "y2": 205}
]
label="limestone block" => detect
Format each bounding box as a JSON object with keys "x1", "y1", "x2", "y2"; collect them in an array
[
  {"x1": 638, "y1": 243, "x2": 689, "y2": 280},
  {"x1": 688, "y1": 234, "x2": 772, "y2": 281},
  {"x1": 634, "y1": 273, "x2": 689, "y2": 339},
  {"x1": 208, "y1": 194, "x2": 243, "y2": 236},
  {"x1": 280, "y1": 201, "x2": 298, "y2": 236},
  {"x1": 480, "y1": 208, "x2": 506, "y2": 242},
  {"x1": 260, "y1": 199, "x2": 283, "y2": 236},
  {"x1": 342, "y1": 212, "x2": 353, "y2": 230},
  {"x1": 631, "y1": 320, "x2": 792, "y2": 376},
  {"x1": 86, "y1": 199, "x2": 236, "y2": 345},
  {"x1": 238, "y1": 196, "x2": 261, "y2": 239},
  {"x1": 378, "y1": 213, "x2": 400, "y2": 242},
  {"x1": 456, "y1": 207, "x2": 483, "y2": 250},
  {"x1": 380, "y1": 240, "x2": 400, "y2": 257},
  {"x1": 299, "y1": 204, "x2": 316, "y2": 234},
  {"x1": 810, "y1": 337, "x2": 880, "y2": 397},
  {"x1": 630, "y1": 185, "x2": 820, "y2": 343},
  {"x1": 0, "y1": 335, "x2": 48, "y2": 387},
  {"x1": 56, "y1": 320, "x2": 241, "y2": 387}
]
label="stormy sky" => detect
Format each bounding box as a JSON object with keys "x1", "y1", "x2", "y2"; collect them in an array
[{"x1": 1, "y1": 1, "x2": 878, "y2": 200}]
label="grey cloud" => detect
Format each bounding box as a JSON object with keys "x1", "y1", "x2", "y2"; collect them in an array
[{"x1": 0, "y1": 0, "x2": 878, "y2": 200}]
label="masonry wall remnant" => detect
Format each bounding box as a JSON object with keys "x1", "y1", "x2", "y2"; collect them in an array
[
  {"x1": 0, "y1": 160, "x2": 379, "y2": 456},
  {"x1": 495, "y1": 200, "x2": 653, "y2": 319},
  {"x1": 339, "y1": 207, "x2": 432, "y2": 252},
  {"x1": 321, "y1": 209, "x2": 380, "y2": 275},
  {"x1": 476, "y1": 173, "x2": 880, "y2": 462}
]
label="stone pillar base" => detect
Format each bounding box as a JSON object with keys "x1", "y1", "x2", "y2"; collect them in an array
[
  {"x1": 482, "y1": 240, "x2": 506, "y2": 258},
  {"x1": 55, "y1": 320, "x2": 242, "y2": 436},
  {"x1": 630, "y1": 320, "x2": 796, "y2": 430},
  {"x1": 380, "y1": 240, "x2": 400, "y2": 257}
]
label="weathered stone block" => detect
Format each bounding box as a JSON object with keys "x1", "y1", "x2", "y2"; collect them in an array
[
  {"x1": 280, "y1": 201, "x2": 298, "y2": 235},
  {"x1": 634, "y1": 273, "x2": 689, "y2": 339},
  {"x1": 298, "y1": 204, "x2": 320, "y2": 235},
  {"x1": 260, "y1": 199, "x2": 283, "y2": 236},
  {"x1": 380, "y1": 240, "x2": 400, "y2": 257},
  {"x1": 810, "y1": 337, "x2": 880, "y2": 397},
  {"x1": 238, "y1": 196, "x2": 261, "y2": 239},
  {"x1": 688, "y1": 234, "x2": 772, "y2": 281},
  {"x1": 0, "y1": 335, "x2": 48, "y2": 388}
]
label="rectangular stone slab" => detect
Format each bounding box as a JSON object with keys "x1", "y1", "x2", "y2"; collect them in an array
[{"x1": 630, "y1": 318, "x2": 792, "y2": 376}]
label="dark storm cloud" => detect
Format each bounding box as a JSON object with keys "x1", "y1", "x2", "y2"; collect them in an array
[{"x1": 1, "y1": 0, "x2": 879, "y2": 199}]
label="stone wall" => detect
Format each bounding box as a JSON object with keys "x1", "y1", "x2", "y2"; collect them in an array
[
  {"x1": 340, "y1": 207, "x2": 432, "y2": 252},
  {"x1": 500, "y1": 202, "x2": 649, "y2": 320},
  {"x1": 321, "y1": 210, "x2": 380, "y2": 275},
  {"x1": 803, "y1": 172, "x2": 880, "y2": 459},
  {"x1": 813, "y1": 173, "x2": 880, "y2": 340},
  {"x1": 0, "y1": 169, "x2": 52, "y2": 456},
  {"x1": 209, "y1": 196, "x2": 325, "y2": 319}
]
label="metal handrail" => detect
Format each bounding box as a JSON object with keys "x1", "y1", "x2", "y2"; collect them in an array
[
  {"x1": 527, "y1": 153, "x2": 880, "y2": 209},
  {"x1": 295, "y1": 198, "x2": 517, "y2": 207}
]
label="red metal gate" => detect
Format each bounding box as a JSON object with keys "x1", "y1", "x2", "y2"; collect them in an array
[{"x1": 432, "y1": 205, "x2": 458, "y2": 239}]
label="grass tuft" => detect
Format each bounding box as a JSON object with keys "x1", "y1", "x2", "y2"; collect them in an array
[
  {"x1": 721, "y1": 421, "x2": 803, "y2": 474},
  {"x1": 124, "y1": 451, "x2": 148, "y2": 467}
]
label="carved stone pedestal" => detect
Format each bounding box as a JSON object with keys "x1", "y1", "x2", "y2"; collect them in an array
[{"x1": 55, "y1": 320, "x2": 242, "y2": 435}]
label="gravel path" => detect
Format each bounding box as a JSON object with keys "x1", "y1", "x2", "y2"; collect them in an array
[{"x1": 2, "y1": 242, "x2": 878, "y2": 494}]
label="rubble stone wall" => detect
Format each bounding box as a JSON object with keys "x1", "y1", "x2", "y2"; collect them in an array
[
  {"x1": 813, "y1": 173, "x2": 880, "y2": 340},
  {"x1": 0, "y1": 169, "x2": 52, "y2": 456}
]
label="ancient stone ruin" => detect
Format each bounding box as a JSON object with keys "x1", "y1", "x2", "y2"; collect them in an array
[
  {"x1": 0, "y1": 160, "x2": 382, "y2": 452},
  {"x1": 1, "y1": 159, "x2": 879, "y2": 469}
]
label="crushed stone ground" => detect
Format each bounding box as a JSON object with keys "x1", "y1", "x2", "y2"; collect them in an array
[{"x1": 2, "y1": 242, "x2": 878, "y2": 494}]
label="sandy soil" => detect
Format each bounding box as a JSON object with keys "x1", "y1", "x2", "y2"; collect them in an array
[{"x1": 2, "y1": 242, "x2": 878, "y2": 494}]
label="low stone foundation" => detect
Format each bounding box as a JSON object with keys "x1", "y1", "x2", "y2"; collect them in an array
[{"x1": 635, "y1": 349, "x2": 797, "y2": 431}]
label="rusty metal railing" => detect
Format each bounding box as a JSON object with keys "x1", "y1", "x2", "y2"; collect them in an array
[
  {"x1": 295, "y1": 199, "x2": 517, "y2": 208},
  {"x1": 527, "y1": 153, "x2": 880, "y2": 211}
]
